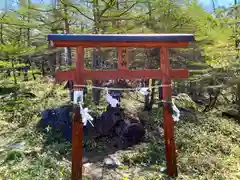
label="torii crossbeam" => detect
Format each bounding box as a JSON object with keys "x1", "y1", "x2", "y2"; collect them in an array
[{"x1": 48, "y1": 33, "x2": 195, "y2": 180}]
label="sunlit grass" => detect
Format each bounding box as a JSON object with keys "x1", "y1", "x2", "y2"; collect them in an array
[{"x1": 0, "y1": 77, "x2": 239, "y2": 179}]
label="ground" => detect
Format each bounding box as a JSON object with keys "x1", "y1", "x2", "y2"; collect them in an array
[{"x1": 0, "y1": 78, "x2": 240, "y2": 180}]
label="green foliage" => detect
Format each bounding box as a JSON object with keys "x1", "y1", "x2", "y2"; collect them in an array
[
  {"x1": 4, "y1": 150, "x2": 25, "y2": 164},
  {"x1": 0, "y1": 78, "x2": 68, "y2": 125},
  {"x1": 0, "y1": 79, "x2": 71, "y2": 180},
  {"x1": 121, "y1": 112, "x2": 240, "y2": 180},
  {"x1": 122, "y1": 142, "x2": 165, "y2": 166},
  {"x1": 176, "y1": 113, "x2": 240, "y2": 179},
  {"x1": 0, "y1": 41, "x2": 46, "y2": 57},
  {"x1": 0, "y1": 76, "x2": 239, "y2": 179},
  {"x1": 0, "y1": 61, "x2": 27, "y2": 69}
]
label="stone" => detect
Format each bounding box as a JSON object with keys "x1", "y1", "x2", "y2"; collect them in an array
[
  {"x1": 179, "y1": 107, "x2": 197, "y2": 122},
  {"x1": 83, "y1": 163, "x2": 103, "y2": 179},
  {"x1": 156, "y1": 127, "x2": 164, "y2": 137},
  {"x1": 103, "y1": 155, "x2": 121, "y2": 169},
  {"x1": 173, "y1": 93, "x2": 198, "y2": 122},
  {"x1": 95, "y1": 107, "x2": 122, "y2": 137},
  {"x1": 222, "y1": 109, "x2": 240, "y2": 122},
  {"x1": 8, "y1": 142, "x2": 25, "y2": 149},
  {"x1": 174, "y1": 93, "x2": 197, "y2": 111},
  {"x1": 82, "y1": 157, "x2": 89, "y2": 163},
  {"x1": 119, "y1": 123, "x2": 145, "y2": 148},
  {"x1": 37, "y1": 105, "x2": 73, "y2": 142}
]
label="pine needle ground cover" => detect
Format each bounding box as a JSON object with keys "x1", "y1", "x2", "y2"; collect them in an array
[{"x1": 0, "y1": 79, "x2": 239, "y2": 180}]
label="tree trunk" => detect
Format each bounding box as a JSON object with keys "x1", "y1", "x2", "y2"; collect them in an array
[
  {"x1": 62, "y1": 1, "x2": 74, "y2": 101},
  {"x1": 41, "y1": 60, "x2": 45, "y2": 76},
  {"x1": 91, "y1": 0, "x2": 102, "y2": 105},
  {"x1": 158, "y1": 81, "x2": 163, "y2": 107},
  {"x1": 236, "y1": 83, "x2": 240, "y2": 106},
  {"x1": 11, "y1": 57, "x2": 17, "y2": 85},
  {"x1": 144, "y1": 80, "x2": 150, "y2": 110},
  {"x1": 49, "y1": 0, "x2": 59, "y2": 77},
  {"x1": 148, "y1": 79, "x2": 156, "y2": 111},
  {"x1": 63, "y1": 2, "x2": 72, "y2": 66},
  {"x1": 27, "y1": 0, "x2": 35, "y2": 81},
  {"x1": 92, "y1": 49, "x2": 101, "y2": 105},
  {"x1": 0, "y1": 24, "x2": 3, "y2": 43}
]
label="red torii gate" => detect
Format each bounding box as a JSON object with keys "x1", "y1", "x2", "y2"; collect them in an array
[{"x1": 48, "y1": 34, "x2": 195, "y2": 180}]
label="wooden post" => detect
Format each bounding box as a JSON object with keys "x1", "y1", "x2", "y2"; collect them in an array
[
  {"x1": 160, "y1": 47, "x2": 177, "y2": 177},
  {"x1": 72, "y1": 47, "x2": 84, "y2": 180},
  {"x1": 72, "y1": 106, "x2": 83, "y2": 180}
]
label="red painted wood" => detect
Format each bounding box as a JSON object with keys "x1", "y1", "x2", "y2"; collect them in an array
[
  {"x1": 83, "y1": 69, "x2": 163, "y2": 80},
  {"x1": 118, "y1": 48, "x2": 128, "y2": 69},
  {"x1": 72, "y1": 47, "x2": 84, "y2": 180},
  {"x1": 55, "y1": 70, "x2": 75, "y2": 82},
  {"x1": 72, "y1": 106, "x2": 83, "y2": 180},
  {"x1": 82, "y1": 69, "x2": 187, "y2": 80},
  {"x1": 160, "y1": 47, "x2": 179, "y2": 177},
  {"x1": 170, "y1": 69, "x2": 188, "y2": 79},
  {"x1": 76, "y1": 47, "x2": 85, "y2": 74},
  {"x1": 55, "y1": 69, "x2": 188, "y2": 82},
  {"x1": 52, "y1": 41, "x2": 189, "y2": 48},
  {"x1": 52, "y1": 38, "x2": 190, "y2": 179}
]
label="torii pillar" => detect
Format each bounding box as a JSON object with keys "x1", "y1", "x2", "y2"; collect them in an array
[{"x1": 48, "y1": 33, "x2": 195, "y2": 180}]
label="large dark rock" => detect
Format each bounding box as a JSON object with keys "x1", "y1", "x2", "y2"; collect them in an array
[
  {"x1": 178, "y1": 107, "x2": 197, "y2": 122},
  {"x1": 94, "y1": 106, "x2": 123, "y2": 137},
  {"x1": 37, "y1": 105, "x2": 73, "y2": 142},
  {"x1": 120, "y1": 123, "x2": 145, "y2": 148},
  {"x1": 38, "y1": 104, "x2": 123, "y2": 142},
  {"x1": 222, "y1": 108, "x2": 240, "y2": 122},
  {"x1": 38, "y1": 104, "x2": 146, "y2": 148},
  {"x1": 113, "y1": 117, "x2": 145, "y2": 149}
]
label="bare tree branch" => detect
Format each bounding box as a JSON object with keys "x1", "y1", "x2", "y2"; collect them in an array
[
  {"x1": 115, "y1": 2, "x2": 137, "y2": 17},
  {"x1": 101, "y1": 2, "x2": 137, "y2": 18},
  {"x1": 99, "y1": 0, "x2": 116, "y2": 17},
  {"x1": 29, "y1": 7, "x2": 54, "y2": 13},
  {"x1": 59, "y1": 0, "x2": 94, "y2": 21}
]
